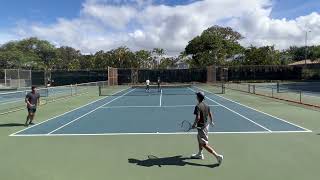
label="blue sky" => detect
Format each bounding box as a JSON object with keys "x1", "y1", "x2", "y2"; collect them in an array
[
  {"x1": 0, "y1": 0, "x2": 319, "y2": 54},
  {"x1": 0, "y1": 0, "x2": 83, "y2": 28},
  {"x1": 271, "y1": 0, "x2": 320, "y2": 19},
  {"x1": 1, "y1": 0, "x2": 318, "y2": 28}
]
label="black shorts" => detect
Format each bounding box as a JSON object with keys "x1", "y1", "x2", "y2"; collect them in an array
[
  {"x1": 27, "y1": 107, "x2": 37, "y2": 114},
  {"x1": 146, "y1": 85, "x2": 150, "y2": 89}
]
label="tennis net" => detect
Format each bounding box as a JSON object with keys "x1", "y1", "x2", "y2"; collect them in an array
[
  {"x1": 99, "y1": 83, "x2": 224, "y2": 96},
  {"x1": 224, "y1": 82, "x2": 320, "y2": 108},
  {"x1": 0, "y1": 81, "x2": 107, "y2": 115}
]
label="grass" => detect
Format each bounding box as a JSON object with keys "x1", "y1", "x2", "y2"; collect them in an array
[{"x1": 0, "y1": 86, "x2": 319, "y2": 180}]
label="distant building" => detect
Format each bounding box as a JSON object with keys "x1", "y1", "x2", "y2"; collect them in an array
[
  {"x1": 288, "y1": 59, "x2": 320, "y2": 66},
  {"x1": 176, "y1": 61, "x2": 189, "y2": 69},
  {"x1": 225, "y1": 54, "x2": 245, "y2": 62}
]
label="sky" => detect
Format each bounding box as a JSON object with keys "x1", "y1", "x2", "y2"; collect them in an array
[{"x1": 0, "y1": 0, "x2": 320, "y2": 55}]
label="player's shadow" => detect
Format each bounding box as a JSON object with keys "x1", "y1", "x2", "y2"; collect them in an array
[
  {"x1": 128, "y1": 155, "x2": 219, "y2": 168},
  {"x1": 0, "y1": 123, "x2": 25, "y2": 127}
]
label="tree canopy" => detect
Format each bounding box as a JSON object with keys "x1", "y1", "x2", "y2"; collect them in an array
[
  {"x1": 185, "y1": 25, "x2": 244, "y2": 67},
  {"x1": 1, "y1": 26, "x2": 319, "y2": 70}
]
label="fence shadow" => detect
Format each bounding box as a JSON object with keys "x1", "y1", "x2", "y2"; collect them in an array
[{"x1": 0, "y1": 123, "x2": 25, "y2": 127}]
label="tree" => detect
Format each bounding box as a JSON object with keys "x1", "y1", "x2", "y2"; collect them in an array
[
  {"x1": 135, "y1": 50, "x2": 153, "y2": 69},
  {"x1": 110, "y1": 47, "x2": 137, "y2": 68},
  {"x1": 0, "y1": 38, "x2": 42, "y2": 69},
  {"x1": 185, "y1": 25, "x2": 244, "y2": 67},
  {"x1": 159, "y1": 57, "x2": 178, "y2": 69},
  {"x1": 79, "y1": 54, "x2": 94, "y2": 69},
  {"x1": 55, "y1": 46, "x2": 81, "y2": 70},
  {"x1": 309, "y1": 46, "x2": 320, "y2": 61},
  {"x1": 152, "y1": 48, "x2": 165, "y2": 68},
  {"x1": 243, "y1": 46, "x2": 281, "y2": 65},
  {"x1": 92, "y1": 50, "x2": 111, "y2": 69},
  {"x1": 33, "y1": 40, "x2": 57, "y2": 70}
]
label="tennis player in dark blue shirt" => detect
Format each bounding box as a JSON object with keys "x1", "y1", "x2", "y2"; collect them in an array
[{"x1": 25, "y1": 86, "x2": 40, "y2": 126}]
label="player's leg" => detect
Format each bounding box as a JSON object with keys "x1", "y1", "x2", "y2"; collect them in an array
[
  {"x1": 25, "y1": 108, "x2": 33, "y2": 126},
  {"x1": 25, "y1": 112, "x2": 30, "y2": 126},
  {"x1": 202, "y1": 144, "x2": 219, "y2": 158},
  {"x1": 203, "y1": 143, "x2": 223, "y2": 165},
  {"x1": 191, "y1": 134, "x2": 204, "y2": 159},
  {"x1": 29, "y1": 109, "x2": 36, "y2": 125}
]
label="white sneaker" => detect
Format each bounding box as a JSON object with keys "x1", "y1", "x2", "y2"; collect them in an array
[
  {"x1": 191, "y1": 153, "x2": 204, "y2": 159},
  {"x1": 217, "y1": 155, "x2": 224, "y2": 165}
]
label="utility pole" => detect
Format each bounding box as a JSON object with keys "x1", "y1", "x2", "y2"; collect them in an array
[{"x1": 305, "y1": 30, "x2": 311, "y2": 65}]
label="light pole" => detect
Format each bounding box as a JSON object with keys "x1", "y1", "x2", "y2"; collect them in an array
[{"x1": 305, "y1": 30, "x2": 311, "y2": 65}]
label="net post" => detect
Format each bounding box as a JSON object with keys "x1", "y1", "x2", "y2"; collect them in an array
[
  {"x1": 277, "y1": 81, "x2": 280, "y2": 93},
  {"x1": 248, "y1": 84, "x2": 250, "y2": 93},
  {"x1": 253, "y1": 85, "x2": 256, "y2": 94},
  {"x1": 299, "y1": 91, "x2": 302, "y2": 103},
  {"x1": 99, "y1": 85, "x2": 102, "y2": 96},
  {"x1": 272, "y1": 88, "x2": 274, "y2": 97}
]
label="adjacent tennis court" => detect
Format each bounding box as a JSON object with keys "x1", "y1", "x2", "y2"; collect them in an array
[{"x1": 11, "y1": 86, "x2": 310, "y2": 137}]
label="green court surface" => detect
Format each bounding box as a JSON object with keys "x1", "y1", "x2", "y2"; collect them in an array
[{"x1": 1, "y1": 85, "x2": 320, "y2": 180}]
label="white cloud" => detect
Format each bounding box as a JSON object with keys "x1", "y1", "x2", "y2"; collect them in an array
[
  {"x1": 82, "y1": 2, "x2": 137, "y2": 29},
  {"x1": 7, "y1": 0, "x2": 320, "y2": 55}
]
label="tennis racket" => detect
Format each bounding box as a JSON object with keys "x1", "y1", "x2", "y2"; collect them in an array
[{"x1": 180, "y1": 120, "x2": 201, "y2": 132}]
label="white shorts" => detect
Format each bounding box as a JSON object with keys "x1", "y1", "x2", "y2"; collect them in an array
[{"x1": 197, "y1": 125, "x2": 209, "y2": 145}]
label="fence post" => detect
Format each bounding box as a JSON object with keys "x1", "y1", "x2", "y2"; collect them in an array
[
  {"x1": 18, "y1": 69, "x2": 21, "y2": 88},
  {"x1": 222, "y1": 83, "x2": 225, "y2": 94}
]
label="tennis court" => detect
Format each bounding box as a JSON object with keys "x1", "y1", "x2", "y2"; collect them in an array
[
  {"x1": 11, "y1": 86, "x2": 310, "y2": 137},
  {"x1": 2, "y1": 83, "x2": 320, "y2": 180}
]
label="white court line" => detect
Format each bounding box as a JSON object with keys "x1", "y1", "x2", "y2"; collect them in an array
[
  {"x1": 11, "y1": 130, "x2": 311, "y2": 137},
  {"x1": 0, "y1": 98, "x2": 24, "y2": 105},
  {"x1": 9, "y1": 87, "x2": 130, "y2": 136},
  {"x1": 159, "y1": 89, "x2": 162, "y2": 107},
  {"x1": 99, "y1": 104, "x2": 221, "y2": 109},
  {"x1": 47, "y1": 88, "x2": 136, "y2": 134},
  {"x1": 188, "y1": 87, "x2": 272, "y2": 132},
  {"x1": 195, "y1": 86, "x2": 312, "y2": 132}
]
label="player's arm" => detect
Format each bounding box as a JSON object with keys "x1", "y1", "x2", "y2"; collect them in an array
[
  {"x1": 25, "y1": 96, "x2": 32, "y2": 107},
  {"x1": 192, "y1": 106, "x2": 200, "y2": 128},
  {"x1": 209, "y1": 111, "x2": 214, "y2": 126},
  {"x1": 193, "y1": 115, "x2": 200, "y2": 128},
  {"x1": 36, "y1": 95, "x2": 40, "y2": 107}
]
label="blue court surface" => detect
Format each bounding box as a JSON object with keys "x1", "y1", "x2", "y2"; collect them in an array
[{"x1": 11, "y1": 87, "x2": 311, "y2": 136}]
